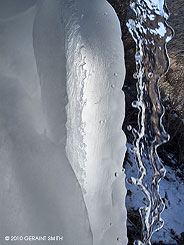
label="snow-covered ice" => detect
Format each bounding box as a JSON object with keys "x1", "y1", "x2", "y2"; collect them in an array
[{"x1": 0, "y1": 0, "x2": 127, "y2": 244}]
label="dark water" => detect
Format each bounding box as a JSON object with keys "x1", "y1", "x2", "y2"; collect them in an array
[{"x1": 126, "y1": 0, "x2": 173, "y2": 244}]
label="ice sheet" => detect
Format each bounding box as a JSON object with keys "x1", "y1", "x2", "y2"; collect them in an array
[
  {"x1": 0, "y1": 0, "x2": 127, "y2": 244},
  {"x1": 0, "y1": 1, "x2": 92, "y2": 244},
  {"x1": 60, "y1": 0, "x2": 127, "y2": 244}
]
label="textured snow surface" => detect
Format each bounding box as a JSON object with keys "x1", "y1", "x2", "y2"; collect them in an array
[{"x1": 0, "y1": 0, "x2": 127, "y2": 244}]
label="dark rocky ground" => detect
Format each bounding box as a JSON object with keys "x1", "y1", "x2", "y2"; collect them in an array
[
  {"x1": 108, "y1": 0, "x2": 184, "y2": 244},
  {"x1": 159, "y1": 0, "x2": 184, "y2": 169}
]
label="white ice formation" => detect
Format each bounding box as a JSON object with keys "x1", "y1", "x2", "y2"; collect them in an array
[{"x1": 0, "y1": 0, "x2": 127, "y2": 244}]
